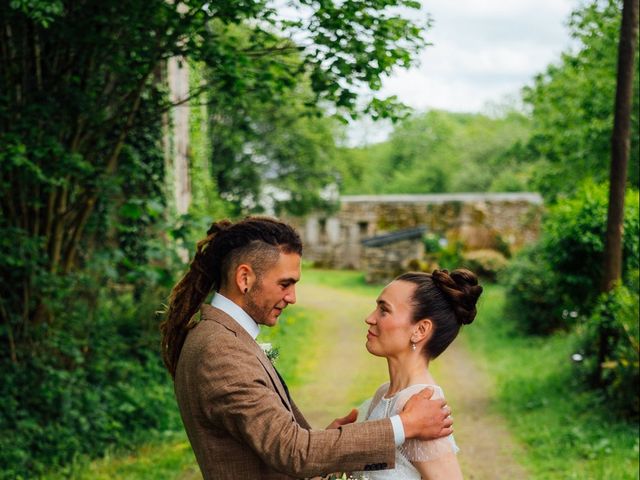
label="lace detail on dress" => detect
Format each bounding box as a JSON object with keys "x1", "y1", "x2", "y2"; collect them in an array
[
  {"x1": 393, "y1": 385, "x2": 459, "y2": 462},
  {"x1": 356, "y1": 397, "x2": 372, "y2": 422},
  {"x1": 398, "y1": 435, "x2": 459, "y2": 462},
  {"x1": 352, "y1": 383, "x2": 459, "y2": 479}
]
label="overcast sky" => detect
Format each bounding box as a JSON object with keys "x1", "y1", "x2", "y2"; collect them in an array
[{"x1": 348, "y1": 0, "x2": 577, "y2": 145}]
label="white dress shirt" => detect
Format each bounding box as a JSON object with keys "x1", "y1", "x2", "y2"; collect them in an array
[
  {"x1": 211, "y1": 292, "x2": 260, "y2": 340},
  {"x1": 210, "y1": 291, "x2": 405, "y2": 446}
]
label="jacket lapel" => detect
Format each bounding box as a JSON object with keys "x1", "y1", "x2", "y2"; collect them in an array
[{"x1": 200, "y1": 304, "x2": 293, "y2": 412}]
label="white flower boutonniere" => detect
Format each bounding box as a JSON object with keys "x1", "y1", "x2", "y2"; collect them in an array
[{"x1": 259, "y1": 342, "x2": 279, "y2": 364}]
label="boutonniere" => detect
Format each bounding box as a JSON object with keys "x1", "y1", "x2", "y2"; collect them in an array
[{"x1": 258, "y1": 342, "x2": 279, "y2": 365}]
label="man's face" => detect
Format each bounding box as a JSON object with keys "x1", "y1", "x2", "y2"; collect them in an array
[{"x1": 244, "y1": 252, "x2": 301, "y2": 327}]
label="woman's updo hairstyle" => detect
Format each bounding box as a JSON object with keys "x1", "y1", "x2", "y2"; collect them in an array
[{"x1": 397, "y1": 268, "x2": 483, "y2": 359}]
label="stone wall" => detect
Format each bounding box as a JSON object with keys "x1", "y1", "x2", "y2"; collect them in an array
[
  {"x1": 286, "y1": 193, "x2": 543, "y2": 269},
  {"x1": 362, "y1": 238, "x2": 424, "y2": 284}
]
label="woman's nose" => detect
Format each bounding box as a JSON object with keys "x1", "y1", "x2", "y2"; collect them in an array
[{"x1": 364, "y1": 312, "x2": 375, "y2": 325}]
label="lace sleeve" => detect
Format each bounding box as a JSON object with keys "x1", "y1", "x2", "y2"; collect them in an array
[
  {"x1": 394, "y1": 385, "x2": 459, "y2": 462},
  {"x1": 355, "y1": 398, "x2": 372, "y2": 422}
]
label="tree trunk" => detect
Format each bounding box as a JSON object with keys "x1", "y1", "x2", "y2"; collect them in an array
[
  {"x1": 167, "y1": 55, "x2": 192, "y2": 216},
  {"x1": 601, "y1": 0, "x2": 639, "y2": 293},
  {"x1": 597, "y1": 0, "x2": 639, "y2": 386}
]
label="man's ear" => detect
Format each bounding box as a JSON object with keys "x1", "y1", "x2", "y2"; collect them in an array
[
  {"x1": 235, "y1": 264, "x2": 256, "y2": 293},
  {"x1": 413, "y1": 318, "x2": 433, "y2": 344}
]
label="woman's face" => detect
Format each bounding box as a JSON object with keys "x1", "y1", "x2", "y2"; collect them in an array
[{"x1": 365, "y1": 280, "x2": 416, "y2": 358}]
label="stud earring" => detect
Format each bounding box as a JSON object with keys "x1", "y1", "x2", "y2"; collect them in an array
[{"x1": 411, "y1": 342, "x2": 416, "y2": 351}]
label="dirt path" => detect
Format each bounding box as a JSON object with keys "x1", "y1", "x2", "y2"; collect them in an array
[
  {"x1": 291, "y1": 281, "x2": 389, "y2": 426},
  {"x1": 293, "y1": 278, "x2": 529, "y2": 479},
  {"x1": 436, "y1": 342, "x2": 529, "y2": 479}
]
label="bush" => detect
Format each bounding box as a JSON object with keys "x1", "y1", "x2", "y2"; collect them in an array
[
  {"x1": 462, "y1": 249, "x2": 508, "y2": 281},
  {"x1": 0, "y1": 287, "x2": 181, "y2": 480},
  {"x1": 542, "y1": 182, "x2": 639, "y2": 309},
  {"x1": 500, "y1": 243, "x2": 564, "y2": 334},
  {"x1": 502, "y1": 182, "x2": 639, "y2": 334},
  {"x1": 573, "y1": 278, "x2": 640, "y2": 419}
]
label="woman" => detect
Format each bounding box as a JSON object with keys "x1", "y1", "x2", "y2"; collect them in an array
[{"x1": 353, "y1": 268, "x2": 482, "y2": 480}]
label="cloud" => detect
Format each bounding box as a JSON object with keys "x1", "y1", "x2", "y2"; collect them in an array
[{"x1": 378, "y1": 0, "x2": 576, "y2": 113}]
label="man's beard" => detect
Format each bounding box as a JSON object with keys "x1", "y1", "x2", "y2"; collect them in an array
[{"x1": 244, "y1": 283, "x2": 271, "y2": 325}]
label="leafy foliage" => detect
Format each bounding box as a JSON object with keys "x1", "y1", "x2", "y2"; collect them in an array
[
  {"x1": 501, "y1": 243, "x2": 564, "y2": 335},
  {"x1": 1, "y1": 0, "x2": 431, "y2": 337},
  {"x1": 523, "y1": 0, "x2": 640, "y2": 198},
  {"x1": 574, "y1": 278, "x2": 639, "y2": 419},
  {"x1": 0, "y1": 288, "x2": 181, "y2": 480},
  {"x1": 204, "y1": 54, "x2": 342, "y2": 215},
  {"x1": 461, "y1": 249, "x2": 509, "y2": 282},
  {"x1": 502, "y1": 182, "x2": 639, "y2": 334},
  {"x1": 465, "y1": 285, "x2": 639, "y2": 477},
  {"x1": 1, "y1": 0, "x2": 433, "y2": 476},
  {"x1": 334, "y1": 109, "x2": 532, "y2": 194}
]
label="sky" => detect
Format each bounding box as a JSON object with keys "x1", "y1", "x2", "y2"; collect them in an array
[{"x1": 348, "y1": 0, "x2": 577, "y2": 145}]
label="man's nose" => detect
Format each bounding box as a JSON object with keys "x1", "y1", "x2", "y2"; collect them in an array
[
  {"x1": 284, "y1": 287, "x2": 296, "y2": 305},
  {"x1": 365, "y1": 312, "x2": 375, "y2": 325}
]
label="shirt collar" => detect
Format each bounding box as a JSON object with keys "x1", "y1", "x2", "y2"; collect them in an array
[{"x1": 211, "y1": 292, "x2": 260, "y2": 340}]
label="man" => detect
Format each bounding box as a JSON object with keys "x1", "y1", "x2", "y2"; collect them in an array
[{"x1": 161, "y1": 217, "x2": 453, "y2": 479}]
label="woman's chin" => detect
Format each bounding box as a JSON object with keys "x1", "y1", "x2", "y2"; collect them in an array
[{"x1": 365, "y1": 342, "x2": 383, "y2": 357}]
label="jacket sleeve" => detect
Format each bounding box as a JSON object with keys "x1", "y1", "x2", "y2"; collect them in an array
[{"x1": 196, "y1": 333, "x2": 396, "y2": 477}]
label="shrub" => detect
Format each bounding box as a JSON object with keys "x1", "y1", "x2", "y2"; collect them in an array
[
  {"x1": 422, "y1": 232, "x2": 443, "y2": 254},
  {"x1": 542, "y1": 182, "x2": 639, "y2": 309},
  {"x1": 436, "y1": 239, "x2": 465, "y2": 271},
  {"x1": 0, "y1": 287, "x2": 181, "y2": 480},
  {"x1": 573, "y1": 278, "x2": 640, "y2": 419},
  {"x1": 462, "y1": 249, "x2": 508, "y2": 281},
  {"x1": 502, "y1": 182, "x2": 639, "y2": 334},
  {"x1": 500, "y1": 243, "x2": 564, "y2": 334}
]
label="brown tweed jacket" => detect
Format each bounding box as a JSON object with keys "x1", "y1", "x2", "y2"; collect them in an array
[{"x1": 174, "y1": 304, "x2": 396, "y2": 479}]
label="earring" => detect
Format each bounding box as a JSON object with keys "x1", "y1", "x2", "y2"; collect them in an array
[{"x1": 411, "y1": 342, "x2": 416, "y2": 351}]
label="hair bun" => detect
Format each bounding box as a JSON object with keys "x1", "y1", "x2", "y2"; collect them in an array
[{"x1": 431, "y1": 269, "x2": 483, "y2": 325}]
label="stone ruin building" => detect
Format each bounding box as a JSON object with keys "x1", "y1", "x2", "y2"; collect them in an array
[{"x1": 286, "y1": 193, "x2": 544, "y2": 282}]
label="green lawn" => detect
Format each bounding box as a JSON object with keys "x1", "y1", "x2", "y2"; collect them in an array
[
  {"x1": 59, "y1": 269, "x2": 638, "y2": 479},
  {"x1": 465, "y1": 284, "x2": 639, "y2": 479}
]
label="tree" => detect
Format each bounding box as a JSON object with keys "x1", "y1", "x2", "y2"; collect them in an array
[
  {"x1": 601, "y1": 0, "x2": 639, "y2": 292},
  {"x1": 523, "y1": 0, "x2": 640, "y2": 198},
  {"x1": 0, "y1": 0, "x2": 430, "y2": 354},
  {"x1": 597, "y1": 0, "x2": 638, "y2": 389},
  {"x1": 332, "y1": 109, "x2": 531, "y2": 195}
]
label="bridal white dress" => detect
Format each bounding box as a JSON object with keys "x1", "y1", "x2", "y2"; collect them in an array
[{"x1": 352, "y1": 383, "x2": 459, "y2": 480}]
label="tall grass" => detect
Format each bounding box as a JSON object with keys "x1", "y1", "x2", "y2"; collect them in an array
[{"x1": 466, "y1": 285, "x2": 639, "y2": 479}]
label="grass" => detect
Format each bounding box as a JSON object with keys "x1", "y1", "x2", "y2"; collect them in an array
[
  {"x1": 300, "y1": 267, "x2": 380, "y2": 295},
  {"x1": 465, "y1": 284, "x2": 639, "y2": 479},
  {"x1": 46, "y1": 433, "x2": 200, "y2": 480},
  {"x1": 61, "y1": 269, "x2": 639, "y2": 479},
  {"x1": 295, "y1": 269, "x2": 390, "y2": 411},
  {"x1": 51, "y1": 289, "x2": 323, "y2": 480},
  {"x1": 256, "y1": 305, "x2": 319, "y2": 388}
]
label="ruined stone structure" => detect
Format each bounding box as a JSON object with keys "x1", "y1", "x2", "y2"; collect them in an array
[
  {"x1": 288, "y1": 193, "x2": 544, "y2": 270},
  {"x1": 361, "y1": 227, "x2": 426, "y2": 283}
]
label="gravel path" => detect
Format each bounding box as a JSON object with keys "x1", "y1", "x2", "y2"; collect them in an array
[{"x1": 292, "y1": 278, "x2": 529, "y2": 479}]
